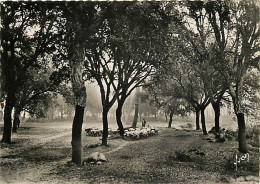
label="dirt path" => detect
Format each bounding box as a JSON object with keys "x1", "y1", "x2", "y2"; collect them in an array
[
  {"x1": 0, "y1": 128, "x2": 72, "y2": 184},
  {"x1": 0, "y1": 128, "x2": 71, "y2": 157},
  {"x1": 105, "y1": 141, "x2": 133, "y2": 154}
]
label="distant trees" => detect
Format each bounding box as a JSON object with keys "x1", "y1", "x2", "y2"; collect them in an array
[
  {"x1": 85, "y1": 86, "x2": 102, "y2": 119},
  {"x1": 13, "y1": 69, "x2": 58, "y2": 132},
  {"x1": 148, "y1": 58, "x2": 210, "y2": 133}
]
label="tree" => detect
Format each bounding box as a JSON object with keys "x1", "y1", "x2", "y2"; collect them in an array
[
  {"x1": 85, "y1": 47, "x2": 119, "y2": 146},
  {"x1": 107, "y1": 2, "x2": 172, "y2": 134},
  {"x1": 170, "y1": 1, "x2": 230, "y2": 134},
  {"x1": 173, "y1": 1, "x2": 259, "y2": 151},
  {"x1": 222, "y1": 1, "x2": 259, "y2": 152},
  {"x1": 131, "y1": 88, "x2": 140, "y2": 128},
  {"x1": 1, "y1": 2, "x2": 62, "y2": 143},
  {"x1": 84, "y1": 2, "x2": 171, "y2": 141},
  {"x1": 63, "y1": 2, "x2": 100, "y2": 164},
  {"x1": 13, "y1": 68, "x2": 60, "y2": 132},
  {"x1": 149, "y1": 51, "x2": 210, "y2": 134}
]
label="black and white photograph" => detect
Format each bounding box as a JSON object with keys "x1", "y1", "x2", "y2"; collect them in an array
[{"x1": 0, "y1": 1, "x2": 259, "y2": 183}]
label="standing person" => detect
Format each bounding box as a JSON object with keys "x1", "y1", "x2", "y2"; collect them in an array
[{"x1": 142, "y1": 118, "x2": 146, "y2": 128}]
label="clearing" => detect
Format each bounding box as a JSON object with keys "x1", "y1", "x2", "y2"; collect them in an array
[{"x1": 0, "y1": 120, "x2": 258, "y2": 184}]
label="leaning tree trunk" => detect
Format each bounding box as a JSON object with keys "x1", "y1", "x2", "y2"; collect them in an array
[
  {"x1": 70, "y1": 77, "x2": 86, "y2": 165},
  {"x1": 116, "y1": 99, "x2": 125, "y2": 137},
  {"x1": 195, "y1": 109, "x2": 200, "y2": 130},
  {"x1": 201, "y1": 108, "x2": 207, "y2": 135},
  {"x1": 22, "y1": 111, "x2": 26, "y2": 120},
  {"x1": 102, "y1": 108, "x2": 109, "y2": 146},
  {"x1": 132, "y1": 102, "x2": 139, "y2": 128},
  {"x1": 237, "y1": 113, "x2": 247, "y2": 153},
  {"x1": 212, "y1": 103, "x2": 220, "y2": 134},
  {"x1": 72, "y1": 105, "x2": 85, "y2": 164},
  {"x1": 168, "y1": 109, "x2": 174, "y2": 128},
  {"x1": 2, "y1": 94, "x2": 15, "y2": 143}
]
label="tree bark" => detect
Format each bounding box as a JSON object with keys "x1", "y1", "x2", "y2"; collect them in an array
[
  {"x1": 2, "y1": 94, "x2": 14, "y2": 143},
  {"x1": 102, "y1": 108, "x2": 109, "y2": 146},
  {"x1": 116, "y1": 100, "x2": 125, "y2": 136},
  {"x1": 132, "y1": 102, "x2": 139, "y2": 128},
  {"x1": 168, "y1": 109, "x2": 174, "y2": 128},
  {"x1": 23, "y1": 111, "x2": 26, "y2": 120},
  {"x1": 201, "y1": 108, "x2": 207, "y2": 135},
  {"x1": 1, "y1": 19, "x2": 16, "y2": 143},
  {"x1": 212, "y1": 103, "x2": 220, "y2": 134},
  {"x1": 195, "y1": 109, "x2": 200, "y2": 130},
  {"x1": 237, "y1": 113, "x2": 247, "y2": 153},
  {"x1": 60, "y1": 110, "x2": 63, "y2": 119},
  {"x1": 67, "y1": 13, "x2": 87, "y2": 165},
  {"x1": 71, "y1": 105, "x2": 84, "y2": 165}
]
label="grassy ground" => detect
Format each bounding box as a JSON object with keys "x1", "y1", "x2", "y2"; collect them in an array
[{"x1": 0, "y1": 120, "x2": 259, "y2": 184}]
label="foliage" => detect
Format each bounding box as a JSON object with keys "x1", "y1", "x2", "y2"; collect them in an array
[
  {"x1": 1, "y1": 2, "x2": 64, "y2": 92},
  {"x1": 173, "y1": 148, "x2": 205, "y2": 162},
  {"x1": 245, "y1": 124, "x2": 259, "y2": 139}
]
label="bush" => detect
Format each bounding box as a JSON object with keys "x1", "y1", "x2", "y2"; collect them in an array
[
  {"x1": 225, "y1": 129, "x2": 237, "y2": 141},
  {"x1": 246, "y1": 124, "x2": 259, "y2": 147},
  {"x1": 246, "y1": 124, "x2": 259, "y2": 139},
  {"x1": 187, "y1": 123, "x2": 193, "y2": 129},
  {"x1": 222, "y1": 124, "x2": 258, "y2": 144},
  {"x1": 173, "y1": 148, "x2": 205, "y2": 162}
]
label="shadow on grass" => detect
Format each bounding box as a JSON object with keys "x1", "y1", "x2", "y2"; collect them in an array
[{"x1": 1, "y1": 146, "x2": 70, "y2": 162}]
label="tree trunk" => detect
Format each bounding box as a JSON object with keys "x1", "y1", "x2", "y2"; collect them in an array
[
  {"x1": 168, "y1": 110, "x2": 174, "y2": 128},
  {"x1": 116, "y1": 100, "x2": 125, "y2": 136},
  {"x1": 212, "y1": 103, "x2": 220, "y2": 134},
  {"x1": 237, "y1": 113, "x2": 247, "y2": 153},
  {"x1": 165, "y1": 112, "x2": 168, "y2": 122},
  {"x1": 2, "y1": 95, "x2": 14, "y2": 143},
  {"x1": 23, "y1": 111, "x2": 26, "y2": 120},
  {"x1": 195, "y1": 109, "x2": 200, "y2": 130},
  {"x1": 67, "y1": 20, "x2": 87, "y2": 165},
  {"x1": 102, "y1": 108, "x2": 109, "y2": 146},
  {"x1": 71, "y1": 105, "x2": 84, "y2": 165},
  {"x1": 132, "y1": 102, "x2": 139, "y2": 128},
  {"x1": 201, "y1": 108, "x2": 207, "y2": 135},
  {"x1": 61, "y1": 110, "x2": 63, "y2": 119},
  {"x1": 13, "y1": 109, "x2": 21, "y2": 133}
]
